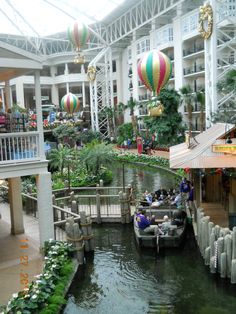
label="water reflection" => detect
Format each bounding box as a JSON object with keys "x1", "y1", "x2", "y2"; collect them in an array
[
  {"x1": 108, "y1": 162, "x2": 176, "y2": 199},
  {"x1": 64, "y1": 225, "x2": 236, "y2": 314}
]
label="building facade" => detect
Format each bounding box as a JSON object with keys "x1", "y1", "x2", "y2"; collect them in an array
[{"x1": 0, "y1": 0, "x2": 235, "y2": 138}]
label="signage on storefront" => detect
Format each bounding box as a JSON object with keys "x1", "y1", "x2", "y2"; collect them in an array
[{"x1": 212, "y1": 144, "x2": 236, "y2": 154}]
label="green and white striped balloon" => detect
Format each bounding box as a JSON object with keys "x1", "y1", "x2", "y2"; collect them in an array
[{"x1": 67, "y1": 21, "x2": 90, "y2": 51}]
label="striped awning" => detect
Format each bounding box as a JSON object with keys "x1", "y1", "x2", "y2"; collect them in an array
[{"x1": 170, "y1": 123, "x2": 236, "y2": 169}]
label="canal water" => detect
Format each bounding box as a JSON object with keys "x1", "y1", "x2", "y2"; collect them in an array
[
  {"x1": 63, "y1": 164, "x2": 236, "y2": 314},
  {"x1": 108, "y1": 162, "x2": 177, "y2": 199}
]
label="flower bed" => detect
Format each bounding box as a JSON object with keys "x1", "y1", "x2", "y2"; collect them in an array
[
  {"x1": 111, "y1": 150, "x2": 170, "y2": 168},
  {"x1": 5, "y1": 241, "x2": 75, "y2": 314}
]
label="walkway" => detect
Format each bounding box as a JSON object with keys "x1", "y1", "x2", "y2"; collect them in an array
[
  {"x1": 200, "y1": 202, "x2": 228, "y2": 227},
  {"x1": 116, "y1": 147, "x2": 169, "y2": 159},
  {"x1": 0, "y1": 203, "x2": 43, "y2": 305}
]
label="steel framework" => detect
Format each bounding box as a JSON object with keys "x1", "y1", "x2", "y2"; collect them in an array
[
  {"x1": 89, "y1": 47, "x2": 114, "y2": 139},
  {"x1": 205, "y1": 0, "x2": 236, "y2": 127}
]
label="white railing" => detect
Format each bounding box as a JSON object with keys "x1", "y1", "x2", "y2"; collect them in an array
[{"x1": 0, "y1": 132, "x2": 40, "y2": 164}]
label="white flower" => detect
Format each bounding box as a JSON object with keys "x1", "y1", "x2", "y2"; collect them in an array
[{"x1": 31, "y1": 294, "x2": 37, "y2": 300}]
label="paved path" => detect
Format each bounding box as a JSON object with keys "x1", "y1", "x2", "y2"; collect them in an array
[
  {"x1": 0, "y1": 203, "x2": 43, "y2": 305},
  {"x1": 116, "y1": 147, "x2": 169, "y2": 159}
]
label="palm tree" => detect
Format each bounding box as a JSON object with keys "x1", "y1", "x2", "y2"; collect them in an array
[
  {"x1": 195, "y1": 90, "x2": 205, "y2": 132},
  {"x1": 125, "y1": 98, "x2": 138, "y2": 136},
  {"x1": 79, "y1": 141, "x2": 113, "y2": 176},
  {"x1": 48, "y1": 145, "x2": 76, "y2": 176},
  {"x1": 180, "y1": 85, "x2": 193, "y2": 136}
]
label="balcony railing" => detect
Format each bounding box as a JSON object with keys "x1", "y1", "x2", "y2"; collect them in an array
[
  {"x1": 138, "y1": 108, "x2": 148, "y2": 116},
  {"x1": 183, "y1": 63, "x2": 205, "y2": 75},
  {"x1": 183, "y1": 44, "x2": 204, "y2": 57},
  {"x1": 138, "y1": 95, "x2": 149, "y2": 101},
  {"x1": 0, "y1": 132, "x2": 40, "y2": 164}
]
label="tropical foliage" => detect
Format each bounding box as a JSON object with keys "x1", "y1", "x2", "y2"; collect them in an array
[
  {"x1": 47, "y1": 142, "x2": 114, "y2": 190},
  {"x1": 111, "y1": 150, "x2": 169, "y2": 168},
  {"x1": 180, "y1": 85, "x2": 193, "y2": 135},
  {"x1": 6, "y1": 241, "x2": 74, "y2": 314},
  {"x1": 79, "y1": 140, "x2": 113, "y2": 176},
  {"x1": 210, "y1": 69, "x2": 236, "y2": 124},
  {"x1": 117, "y1": 122, "x2": 134, "y2": 145},
  {"x1": 52, "y1": 124, "x2": 79, "y2": 147},
  {"x1": 144, "y1": 88, "x2": 185, "y2": 146},
  {"x1": 77, "y1": 129, "x2": 102, "y2": 145},
  {"x1": 48, "y1": 145, "x2": 78, "y2": 176}
]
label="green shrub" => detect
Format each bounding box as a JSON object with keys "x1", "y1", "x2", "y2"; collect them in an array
[{"x1": 6, "y1": 241, "x2": 74, "y2": 314}]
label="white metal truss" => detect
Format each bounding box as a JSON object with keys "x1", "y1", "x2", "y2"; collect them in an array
[
  {"x1": 94, "y1": 0, "x2": 190, "y2": 45},
  {"x1": 0, "y1": 0, "x2": 189, "y2": 55},
  {"x1": 205, "y1": 0, "x2": 236, "y2": 127},
  {"x1": 89, "y1": 47, "x2": 114, "y2": 139}
]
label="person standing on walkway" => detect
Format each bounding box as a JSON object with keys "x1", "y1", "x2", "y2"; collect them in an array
[{"x1": 180, "y1": 177, "x2": 190, "y2": 205}]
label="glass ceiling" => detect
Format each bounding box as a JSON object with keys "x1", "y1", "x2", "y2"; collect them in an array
[{"x1": 0, "y1": 0, "x2": 125, "y2": 37}]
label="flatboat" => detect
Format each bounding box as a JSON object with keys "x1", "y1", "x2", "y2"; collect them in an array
[{"x1": 133, "y1": 207, "x2": 187, "y2": 249}]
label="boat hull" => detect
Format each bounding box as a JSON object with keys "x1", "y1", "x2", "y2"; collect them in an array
[{"x1": 133, "y1": 209, "x2": 187, "y2": 249}]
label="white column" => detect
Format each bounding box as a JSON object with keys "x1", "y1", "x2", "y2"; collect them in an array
[
  {"x1": 5, "y1": 80, "x2": 11, "y2": 111},
  {"x1": 205, "y1": 0, "x2": 217, "y2": 127},
  {"x1": 15, "y1": 78, "x2": 25, "y2": 108},
  {"x1": 82, "y1": 82, "x2": 86, "y2": 108},
  {"x1": 0, "y1": 88, "x2": 5, "y2": 111},
  {"x1": 65, "y1": 63, "x2": 70, "y2": 93},
  {"x1": 149, "y1": 19, "x2": 156, "y2": 49},
  {"x1": 173, "y1": 5, "x2": 183, "y2": 90},
  {"x1": 34, "y1": 70, "x2": 45, "y2": 160},
  {"x1": 50, "y1": 66, "x2": 59, "y2": 106},
  {"x1": 37, "y1": 172, "x2": 54, "y2": 247},
  {"x1": 116, "y1": 54, "x2": 123, "y2": 104},
  {"x1": 8, "y1": 177, "x2": 24, "y2": 235}
]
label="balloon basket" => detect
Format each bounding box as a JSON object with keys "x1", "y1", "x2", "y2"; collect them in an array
[{"x1": 148, "y1": 104, "x2": 164, "y2": 117}]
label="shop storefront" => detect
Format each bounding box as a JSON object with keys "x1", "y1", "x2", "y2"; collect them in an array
[{"x1": 170, "y1": 123, "x2": 236, "y2": 229}]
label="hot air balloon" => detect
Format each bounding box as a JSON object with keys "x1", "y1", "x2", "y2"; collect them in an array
[
  {"x1": 137, "y1": 50, "x2": 172, "y2": 96},
  {"x1": 67, "y1": 21, "x2": 90, "y2": 63},
  {"x1": 60, "y1": 93, "x2": 80, "y2": 115}
]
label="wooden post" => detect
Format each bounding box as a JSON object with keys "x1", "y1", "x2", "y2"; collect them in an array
[
  {"x1": 217, "y1": 237, "x2": 224, "y2": 274},
  {"x1": 119, "y1": 191, "x2": 125, "y2": 224},
  {"x1": 225, "y1": 234, "x2": 232, "y2": 278},
  {"x1": 205, "y1": 247, "x2": 210, "y2": 265},
  {"x1": 231, "y1": 260, "x2": 236, "y2": 284},
  {"x1": 124, "y1": 189, "x2": 131, "y2": 223},
  {"x1": 70, "y1": 191, "x2": 75, "y2": 204},
  {"x1": 233, "y1": 227, "x2": 236, "y2": 259},
  {"x1": 71, "y1": 200, "x2": 78, "y2": 214},
  {"x1": 65, "y1": 217, "x2": 84, "y2": 265},
  {"x1": 96, "y1": 193, "x2": 101, "y2": 224},
  {"x1": 80, "y1": 213, "x2": 94, "y2": 252},
  {"x1": 220, "y1": 252, "x2": 227, "y2": 278}
]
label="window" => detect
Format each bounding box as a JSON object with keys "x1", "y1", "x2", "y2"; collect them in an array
[
  {"x1": 112, "y1": 60, "x2": 116, "y2": 72},
  {"x1": 136, "y1": 38, "x2": 150, "y2": 55},
  {"x1": 128, "y1": 48, "x2": 132, "y2": 59}
]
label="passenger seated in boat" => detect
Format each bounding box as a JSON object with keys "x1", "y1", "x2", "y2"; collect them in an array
[
  {"x1": 136, "y1": 209, "x2": 162, "y2": 235},
  {"x1": 171, "y1": 191, "x2": 182, "y2": 208},
  {"x1": 161, "y1": 215, "x2": 171, "y2": 234},
  {"x1": 154, "y1": 187, "x2": 168, "y2": 199},
  {"x1": 171, "y1": 210, "x2": 185, "y2": 226},
  {"x1": 144, "y1": 191, "x2": 153, "y2": 205}
]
